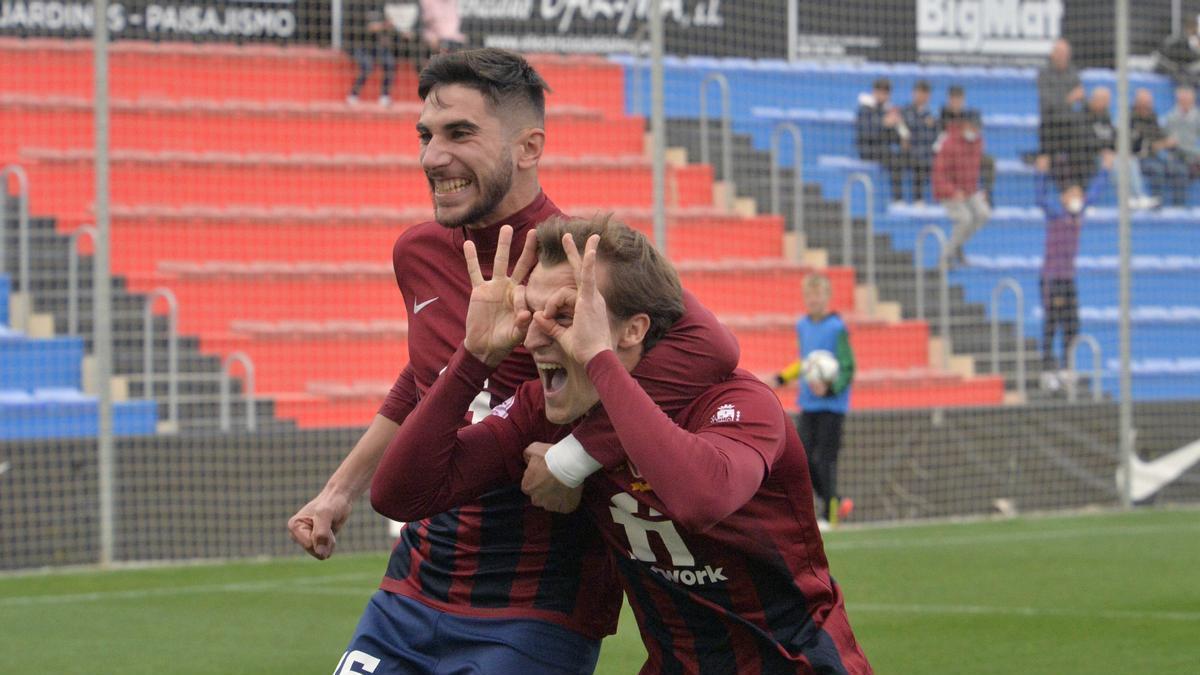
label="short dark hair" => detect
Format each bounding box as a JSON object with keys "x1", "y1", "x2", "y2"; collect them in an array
[
  {"x1": 948, "y1": 84, "x2": 965, "y2": 98},
  {"x1": 535, "y1": 214, "x2": 684, "y2": 352},
  {"x1": 418, "y1": 48, "x2": 551, "y2": 124},
  {"x1": 872, "y1": 78, "x2": 892, "y2": 92},
  {"x1": 914, "y1": 79, "x2": 931, "y2": 92}
]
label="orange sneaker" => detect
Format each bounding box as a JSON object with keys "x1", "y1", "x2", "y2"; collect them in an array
[{"x1": 836, "y1": 497, "x2": 855, "y2": 523}]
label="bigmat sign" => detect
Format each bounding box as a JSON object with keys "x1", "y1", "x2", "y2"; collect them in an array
[{"x1": 0, "y1": 0, "x2": 302, "y2": 40}]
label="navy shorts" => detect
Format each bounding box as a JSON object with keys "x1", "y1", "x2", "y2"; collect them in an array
[{"x1": 334, "y1": 590, "x2": 602, "y2": 675}]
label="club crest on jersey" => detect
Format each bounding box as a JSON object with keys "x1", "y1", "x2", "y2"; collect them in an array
[{"x1": 711, "y1": 403, "x2": 741, "y2": 424}]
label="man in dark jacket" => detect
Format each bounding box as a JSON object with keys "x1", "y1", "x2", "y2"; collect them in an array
[
  {"x1": 855, "y1": 77, "x2": 907, "y2": 203},
  {"x1": 344, "y1": 0, "x2": 411, "y2": 106},
  {"x1": 901, "y1": 80, "x2": 939, "y2": 204}
]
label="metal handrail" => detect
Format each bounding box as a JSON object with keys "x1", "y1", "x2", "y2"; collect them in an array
[
  {"x1": 68, "y1": 225, "x2": 98, "y2": 336},
  {"x1": 143, "y1": 287, "x2": 179, "y2": 430},
  {"x1": 0, "y1": 165, "x2": 31, "y2": 308},
  {"x1": 770, "y1": 122, "x2": 806, "y2": 253},
  {"x1": 915, "y1": 225, "x2": 951, "y2": 370},
  {"x1": 699, "y1": 72, "x2": 733, "y2": 185},
  {"x1": 1067, "y1": 334, "x2": 1103, "y2": 403},
  {"x1": 989, "y1": 278, "x2": 1026, "y2": 399},
  {"x1": 219, "y1": 351, "x2": 257, "y2": 432},
  {"x1": 841, "y1": 173, "x2": 877, "y2": 292}
]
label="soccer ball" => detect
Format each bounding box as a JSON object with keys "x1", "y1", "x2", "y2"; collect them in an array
[{"x1": 802, "y1": 350, "x2": 839, "y2": 384}]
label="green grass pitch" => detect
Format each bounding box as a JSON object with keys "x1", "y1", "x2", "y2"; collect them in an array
[{"x1": 2, "y1": 508, "x2": 1197, "y2": 674}]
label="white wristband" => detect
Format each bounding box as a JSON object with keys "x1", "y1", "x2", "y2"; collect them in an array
[{"x1": 544, "y1": 434, "x2": 602, "y2": 488}]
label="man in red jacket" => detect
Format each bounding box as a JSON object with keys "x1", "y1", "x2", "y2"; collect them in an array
[{"x1": 933, "y1": 110, "x2": 991, "y2": 267}]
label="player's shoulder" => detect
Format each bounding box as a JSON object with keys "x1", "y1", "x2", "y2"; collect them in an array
[
  {"x1": 395, "y1": 219, "x2": 452, "y2": 253},
  {"x1": 687, "y1": 370, "x2": 787, "y2": 428}
]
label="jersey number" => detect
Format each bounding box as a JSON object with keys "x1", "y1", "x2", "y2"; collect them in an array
[
  {"x1": 335, "y1": 650, "x2": 380, "y2": 674},
  {"x1": 608, "y1": 493, "x2": 695, "y2": 567}
]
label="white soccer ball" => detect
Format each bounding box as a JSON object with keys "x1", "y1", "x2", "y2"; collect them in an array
[{"x1": 802, "y1": 350, "x2": 839, "y2": 384}]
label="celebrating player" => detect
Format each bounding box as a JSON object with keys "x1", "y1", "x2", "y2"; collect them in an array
[
  {"x1": 373, "y1": 215, "x2": 873, "y2": 674},
  {"x1": 286, "y1": 48, "x2": 740, "y2": 673}
]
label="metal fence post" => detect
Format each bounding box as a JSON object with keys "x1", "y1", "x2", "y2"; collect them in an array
[
  {"x1": 143, "y1": 287, "x2": 180, "y2": 431},
  {"x1": 916, "y1": 225, "x2": 950, "y2": 370},
  {"x1": 990, "y1": 278, "x2": 1026, "y2": 399},
  {"x1": 220, "y1": 352, "x2": 257, "y2": 432},
  {"x1": 770, "y1": 122, "x2": 806, "y2": 255}
]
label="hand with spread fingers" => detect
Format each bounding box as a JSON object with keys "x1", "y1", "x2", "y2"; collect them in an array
[
  {"x1": 530, "y1": 233, "x2": 613, "y2": 366},
  {"x1": 462, "y1": 225, "x2": 538, "y2": 367}
]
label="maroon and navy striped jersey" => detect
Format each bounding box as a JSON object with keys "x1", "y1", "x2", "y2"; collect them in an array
[
  {"x1": 371, "y1": 193, "x2": 740, "y2": 640},
  {"x1": 375, "y1": 344, "x2": 871, "y2": 674}
]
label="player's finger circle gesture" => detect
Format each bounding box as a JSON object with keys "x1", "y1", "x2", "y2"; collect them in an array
[
  {"x1": 463, "y1": 225, "x2": 538, "y2": 367},
  {"x1": 533, "y1": 232, "x2": 613, "y2": 365}
]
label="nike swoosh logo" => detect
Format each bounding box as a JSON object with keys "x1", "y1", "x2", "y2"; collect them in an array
[
  {"x1": 1120, "y1": 436, "x2": 1200, "y2": 501},
  {"x1": 413, "y1": 297, "x2": 439, "y2": 314}
]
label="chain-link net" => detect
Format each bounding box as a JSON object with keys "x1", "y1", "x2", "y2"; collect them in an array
[{"x1": 2, "y1": 1, "x2": 1199, "y2": 573}]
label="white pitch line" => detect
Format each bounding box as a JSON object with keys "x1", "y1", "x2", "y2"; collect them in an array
[
  {"x1": 850, "y1": 602, "x2": 1200, "y2": 623},
  {"x1": 0, "y1": 572, "x2": 379, "y2": 607},
  {"x1": 825, "y1": 522, "x2": 1200, "y2": 551}
]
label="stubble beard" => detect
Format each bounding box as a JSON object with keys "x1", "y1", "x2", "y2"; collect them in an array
[{"x1": 432, "y1": 157, "x2": 515, "y2": 229}]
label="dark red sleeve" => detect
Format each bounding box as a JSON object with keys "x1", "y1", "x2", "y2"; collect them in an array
[
  {"x1": 570, "y1": 289, "x2": 739, "y2": 469},
  {"x1": 586, "y1": 352, "x2": 785, "y2": 533},
  {"x1": 376, "y1": 364, "x2": 419, "y2": 424},
  {"x1": 370, "y1": 346, "x2": 531, "y2": 522}
]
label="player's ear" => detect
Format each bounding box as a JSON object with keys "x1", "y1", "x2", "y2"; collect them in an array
[
  {"x1": 615, "y1": 313, "x2": 651, "y2": 349},
  {"x1": 514, "y1": 126, "x2": 545, "y2": 170}
]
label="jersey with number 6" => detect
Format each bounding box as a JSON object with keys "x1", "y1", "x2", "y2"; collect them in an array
[{"x1": 480, "y1": 369, "x2": 872, "y2": 674}]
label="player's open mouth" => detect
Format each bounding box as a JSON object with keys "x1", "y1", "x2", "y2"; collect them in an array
[
  {"x1": 538, "y1": 362, "x2": 568, "y2": 394},
  {"x1": 433, "y1": 178, "x2": 472, "y2": 195}
]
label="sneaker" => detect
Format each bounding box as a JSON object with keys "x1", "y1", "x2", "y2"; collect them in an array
[
  {"x1": 378, "y1": 95, "x2": 392, "y2": 108},
  {"x1": 346, "y1": 94, "x2": 360, "y2": 106},
  {"x1": 836, "y1": 497, "x2": 855, "y2": 523}
]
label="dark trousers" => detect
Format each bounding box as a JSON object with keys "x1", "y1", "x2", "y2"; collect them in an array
[
  {"x1": 350, "y1": 45, "x2": 396, "y2": 97},
  {"x1": 797, "y1": 411, "x2": 845, "y2": 521},
  {"x1": 900, "y1": 152, "x2": 931, "y2": 202},
  {"x1": 862, "y1": 148, "x2": 904, "y2": 202},
  {"x1": 1041, "y1": 277, "x2": 1079, "y2": 370},
  {"x1": 1140, "y1": 153, "x2": 1189, "y2": 206}
]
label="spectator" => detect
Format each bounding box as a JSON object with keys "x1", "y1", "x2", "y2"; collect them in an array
[
  {"x1": 855, "y1": 77, "x2": 908, "y2": 205},
  {"x1": 901, "y1": 80, "x2": 939, "y2": 204},
  {"x1": 1087, "y1": 86, "x2": 1157, "y2": 209},
  {"x1": 1154, "y1": 14, "x2": 1200, "y2": 89},
  {"x1": 1132, "y1": 88, "x2": 1189, "y2": 206},
  {"x1": 1037, "y1": 38, "x2": 1083, "y2": 155},
  {"x1": 1034, "y1": 154, "x2": 1112, "y2": 392},
  {"x1": 419, "y1": 0, "x2": 466, "y2": 63},
  {"x1": 345, "y1": 0, "x2": 399, "y2": 107},
  {"x1": 773, "y1": 273, "x2": 857, "y2": 528},
  {"x1": 940, "y1": 85, "x2": 996, "y2": 204},
  {"x1": 933, "y1": 112, "x2": 990, "y2": 267},
  {"x1": 1165, "y1": 85, "x2": 1200, "y2": 174}
]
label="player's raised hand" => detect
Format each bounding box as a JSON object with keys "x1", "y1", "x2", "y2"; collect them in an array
[
  {"x1": 521, "y1": 442, "x2": 583, "y2": 513},
  {"x1": 533, "y1": 232, "x2": 613, "y2": 366},
  {"x1": 462, "y1": 225, "x2": 537, "y2": 367}
]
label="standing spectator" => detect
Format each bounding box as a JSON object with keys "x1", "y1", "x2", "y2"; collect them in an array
[
  {"x1": 773, "y1": 273, "x2": 857, "y2": 528},
  {"x1": 419, "y1": 0, "x2": 466, "y2": 63},
  {"x1": 901, "y1": 80, "x2": 939, "y2": 204},
  {"x1": 1154, "y1": 14, "x2": 1200, "y2": 89},
  {"x1": 345, "y1": 0, "x2": 398, "y2": 107},
  {"x1": 855, "y1": 77, "x2": 908, "y2": 205},
  {"x1": 1165, "y1": 85, "x2": 1200, "y2": 174},
  {"x1": 1132, "y1": 88, "x2": 1189, "y2": 206},
  {"x1": 934, "y1": 112, "x2": 990, "y2": 267},
  {"x1": 940, "y1": 85, "x2": 995, "y2": 204},
  {"x1": 1087, "y1": 87, "x2": 1157, "y2": 209},
  {"x1": 1034, "y1": 154, "x2": 1112, "y2": 392},
  {"x1": 1037, "y1": 38, "x2": 1083, "y2": 156}
]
